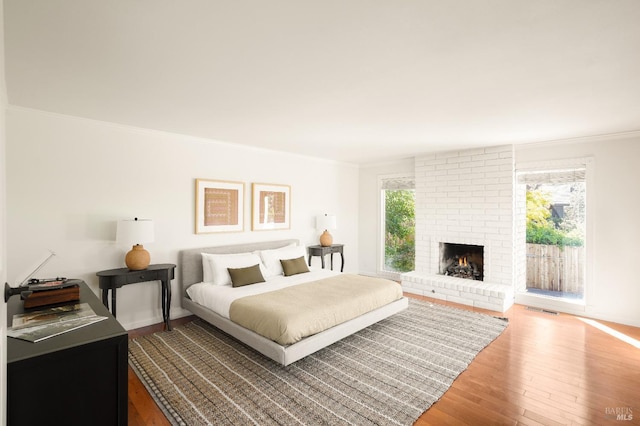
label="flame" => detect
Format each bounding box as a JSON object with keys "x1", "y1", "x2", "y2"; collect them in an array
[{"x1": 458, "y1": 257, "x2": 468, "y2": 266}]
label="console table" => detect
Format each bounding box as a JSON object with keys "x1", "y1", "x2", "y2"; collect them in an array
[
  {"x1": 7, "y1": 281, "x2": 128, "y2": 426},
  {"x1": 97, "y1": 263, "x2": 176, "y2": 331},
  {"x1": 307, "y1": 244, "x2": 344, "y2": 272}
]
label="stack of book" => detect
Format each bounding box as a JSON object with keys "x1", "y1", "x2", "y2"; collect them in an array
[{"x1": 7, "y1": 303, "x2": 108, "y2": 342}]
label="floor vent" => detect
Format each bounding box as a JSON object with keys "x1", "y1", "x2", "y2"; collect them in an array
[{"x1": 526, "y1": 306, "x2": 559, "y2": 315}]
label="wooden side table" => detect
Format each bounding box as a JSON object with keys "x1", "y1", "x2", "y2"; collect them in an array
[
  {"x1": 307, "y1": 244, "x2": 344, "y2": 272},
  {"x1": 97, "y1": 263, "x2": 176, "y2": 330}
]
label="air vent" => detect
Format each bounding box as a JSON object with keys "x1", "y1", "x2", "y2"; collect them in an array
[{"x1": 526, "y1": 306, "x2": 559, "y2": 315}]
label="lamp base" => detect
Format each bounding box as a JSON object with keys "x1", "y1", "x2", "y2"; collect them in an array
[
  {"x1": 125, "y1": 245, "x2": 150, "y2": 270},
  {"x1": 319, "y1": 230, "x2": 333, "y2": 247}
]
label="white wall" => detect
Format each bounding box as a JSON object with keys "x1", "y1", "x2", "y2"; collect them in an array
[
  {"x1": 6, "y1": 107, "x2": 360, "y2": 330},
  {"x1": 1, "y1": 0, "x2": 8, "y2": 421},
  {"x1": 515, "y1": 136, "x2": 640, "y2": 327},
  {"x1": 358, "y1": 158, "x2": 414, "y2": 277}
]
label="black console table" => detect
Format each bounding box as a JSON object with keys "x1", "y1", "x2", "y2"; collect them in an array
[
  {"x1": 97, "y1": 263, "x2": 176, "y2": 331},
  {"x1": 7, "y1": 281, "x2": 128, "y2": 426},
  {"x1": 308, "y1": 244, "x2": 344, "y2": 272}
]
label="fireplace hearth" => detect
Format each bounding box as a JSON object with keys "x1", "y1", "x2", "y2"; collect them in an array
[{"x1": 439, "y1": 242, "x2": 484, "y2": 281}]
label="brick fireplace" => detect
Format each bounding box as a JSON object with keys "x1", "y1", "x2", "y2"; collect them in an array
[{"x1": 401, "y1": 145, "x2": 515, "y2": 312}]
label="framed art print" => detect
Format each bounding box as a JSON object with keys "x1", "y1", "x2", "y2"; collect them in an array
[
  {"x1": 195, "y1": 179, "x2": 244, "y2": 234},
  {"x1": 251, "y1": 183, "x2": 291, "y2": 231}
]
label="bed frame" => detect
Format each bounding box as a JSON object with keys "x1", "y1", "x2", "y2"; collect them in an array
[{"x1": 179, "y1": 239, "x2": 408, "y2": 366}]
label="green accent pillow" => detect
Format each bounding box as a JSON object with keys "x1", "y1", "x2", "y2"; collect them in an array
[
  {"x1": 227, "y1": 264, "x2": 266, "y2": 288},
  {"x1": 280, "y1": 256, "x2": 310, "y2": 277}
]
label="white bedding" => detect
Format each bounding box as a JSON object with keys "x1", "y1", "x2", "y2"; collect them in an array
[{"x1": 186, "y1": 268, "x2": 340, "y2": 319}]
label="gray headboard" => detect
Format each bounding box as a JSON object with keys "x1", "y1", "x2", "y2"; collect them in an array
[{"x1": 178, "y1": 239, "x2": 300, "y2": 297}]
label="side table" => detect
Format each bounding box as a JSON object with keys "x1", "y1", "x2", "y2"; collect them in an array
[
  {"x1": 307, "y1": 244, "x2": 344, "y2": 272},
  {"x1": 97, "y1": 263, "x2": 176, "y2": 330}
]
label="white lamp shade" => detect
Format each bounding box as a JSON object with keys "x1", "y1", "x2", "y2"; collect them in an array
[
  {"x1": 116, "y1": 218, "x2": 155, "y2": 246},
  {"x1": 316, "y1": 214, "x2": 336, "y2": 231}
]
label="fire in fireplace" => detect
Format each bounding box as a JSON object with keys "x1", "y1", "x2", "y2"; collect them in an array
[{"x1": 439, "y1": 242, "x2": 484, "y2": 281}]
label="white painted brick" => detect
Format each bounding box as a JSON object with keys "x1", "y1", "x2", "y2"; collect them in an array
[
  {"x1": 458, "y1": 161, "x2": 478, "y2": 169},
  {"x1": 485, "y1": 171, "x2": 508, "y2": 179},
  {"x1": 472, "y1": 153, "x2": 499, "y2": 162},
  {"x1": 486, "y1": 157, "x2": 512, "y2": 166},
  {"x1": 436, "y1": 162, "x2": 460, "y2": 171},
  {"x1": 402, "y1": 287, "x2": 424, "y2": 297},
  {"x1": 488, "y1": 295, "x2": 507, "y2": 305},
  {"x1": 465, "y1": 148, "x2": 488, "y2": 156},
  {"x1": 435, "y1": 150, "x2": 460, "y2": 159},
  {"x1": 447, "y1": 294, "x2": 474, "y2": 306},
  {"x1": 429, "y1": 292, "x2": 448, "y2": 301},
  {"x1": 463, "y1": 292, "x2": 490, "y2": 303},
  {"x1": 401, "y1": 283, "x2": 422, "y2": 294},
  {"x1": 482, "y1": 177, "x2": 500, "y2": 184},
  {"x1": 485, "y1": 145, "x2": 511, "y2": 153},
  {"x1": 485, "y1": 183, "x2": 506, "y2": 191},
  {"x1": 438, "y1": 287, "x2": 462, "y2": 297},
  {"x1": 449, "y1": 225, "x2": 471, "y2": 233},
  {"x1": 474, "y1": 300, "x2": 502, "y2": 312}
]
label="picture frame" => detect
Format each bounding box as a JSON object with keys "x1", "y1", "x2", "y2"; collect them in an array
[
  {"x1": 251, "y1": 183, "x2": 291, "y2": 231},
  {"x1": 195, "y1": 179, "x2": 244, "y2": 234}
]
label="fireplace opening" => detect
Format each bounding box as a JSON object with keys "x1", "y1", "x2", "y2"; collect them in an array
[{"x1": 439, "y1": 243, "x2": 484, "y2": 281}]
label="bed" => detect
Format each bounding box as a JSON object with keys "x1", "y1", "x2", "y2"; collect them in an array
[{"x1": 179, "y1": 239, "x2": 408, "y2": 366}]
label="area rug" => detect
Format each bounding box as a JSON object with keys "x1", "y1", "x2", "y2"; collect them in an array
[{"x1": 129, "y1": 298, "x2": 508, "y2": 425}]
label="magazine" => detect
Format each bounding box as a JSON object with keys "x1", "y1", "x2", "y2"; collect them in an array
[{"x1": 8, "y1": 303, "x2": 108, "y2": 343}]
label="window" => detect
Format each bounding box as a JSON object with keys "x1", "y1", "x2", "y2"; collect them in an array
[
  {"x1": 517, "y1": 167, "x2": 587, "y2": 303},
  {"x1": 380, "y1": 175, "x2": 415, "y2": 274}
]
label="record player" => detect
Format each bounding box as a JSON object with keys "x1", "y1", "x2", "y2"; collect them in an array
[{"x1": 4, "y1": 251, "x2": 81, "y2": 308}]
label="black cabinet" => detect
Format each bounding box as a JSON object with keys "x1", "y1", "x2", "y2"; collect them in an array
[{"x1": 6, "y1": 281, "x2": 128, "y2": 426}]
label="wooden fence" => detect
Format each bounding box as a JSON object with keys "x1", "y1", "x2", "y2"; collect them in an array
[{"x1": 526, "y1": 244, "x2": 584, "y2": 294}]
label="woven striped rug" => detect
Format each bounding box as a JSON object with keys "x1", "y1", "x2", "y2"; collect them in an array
[{"x1": 129, "y1": 298, "x2": 508, "y2": 425}]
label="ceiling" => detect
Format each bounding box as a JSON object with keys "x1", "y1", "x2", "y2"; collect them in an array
[{"x1": 4, "y1": 1, "x2": 640, "y2": 164}]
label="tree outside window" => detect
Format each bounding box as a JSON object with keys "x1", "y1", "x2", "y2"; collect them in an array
[{"x1": 384, "y1": 189, "x2": 415, "y2": 272}]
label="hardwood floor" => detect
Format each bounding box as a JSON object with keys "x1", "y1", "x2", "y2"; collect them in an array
[
  {"x1": 128, "y1": 316, "x2": 193, "y2": 426},
  {"x1": 127, "y1": 295, "x2": 640, "y2": 425}
]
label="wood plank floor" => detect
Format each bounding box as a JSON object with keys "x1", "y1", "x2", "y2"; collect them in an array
[{"x1": 127, "y1": 294, "x2": 640, "y2": 425}]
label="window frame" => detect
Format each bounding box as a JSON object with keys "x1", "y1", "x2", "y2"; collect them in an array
[{"x1": 514, "y1": 157, "x2": 594, "y2": 315}]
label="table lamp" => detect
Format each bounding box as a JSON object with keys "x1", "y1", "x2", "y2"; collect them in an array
[
  {"x1": 316, "y1": 214, "x2": 336, "y2": 247},
  {"x1": 116, "y1": 218, "x2": 154, "y2": 270}
]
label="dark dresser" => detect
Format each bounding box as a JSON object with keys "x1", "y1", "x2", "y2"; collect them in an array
[{"x1": 6, "y1": 281, "x2": 128, "y2": 426}]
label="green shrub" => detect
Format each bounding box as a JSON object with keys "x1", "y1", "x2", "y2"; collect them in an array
[
  {"x1": 385, "y1": 189, "x2": 415, "y2": 272},
  {"x1": 385, "y1": 232, "x2": 415, "y2": 272},
  {"x1": 526, "y1": 223, "x2": 583, "y2": 247},
  {"x1": 525, "y1": 187, "x2": 584, "y2": 247}
]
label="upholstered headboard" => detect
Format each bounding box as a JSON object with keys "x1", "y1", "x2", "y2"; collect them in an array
[{"x1": 178, "y1": 239, "x2": 300, "y2": 298}]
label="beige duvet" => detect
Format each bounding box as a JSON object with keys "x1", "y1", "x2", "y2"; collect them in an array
[{"x1": 228, "y1": 274, "x2": 403, "y2": 345}]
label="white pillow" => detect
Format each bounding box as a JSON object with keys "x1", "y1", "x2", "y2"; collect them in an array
[
  {"x1": 201, "y1": 252, "x2": 265, "y2": 286},
  {"x1": 259, "y1": 245, "x2": 307, "y2": 277}
]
